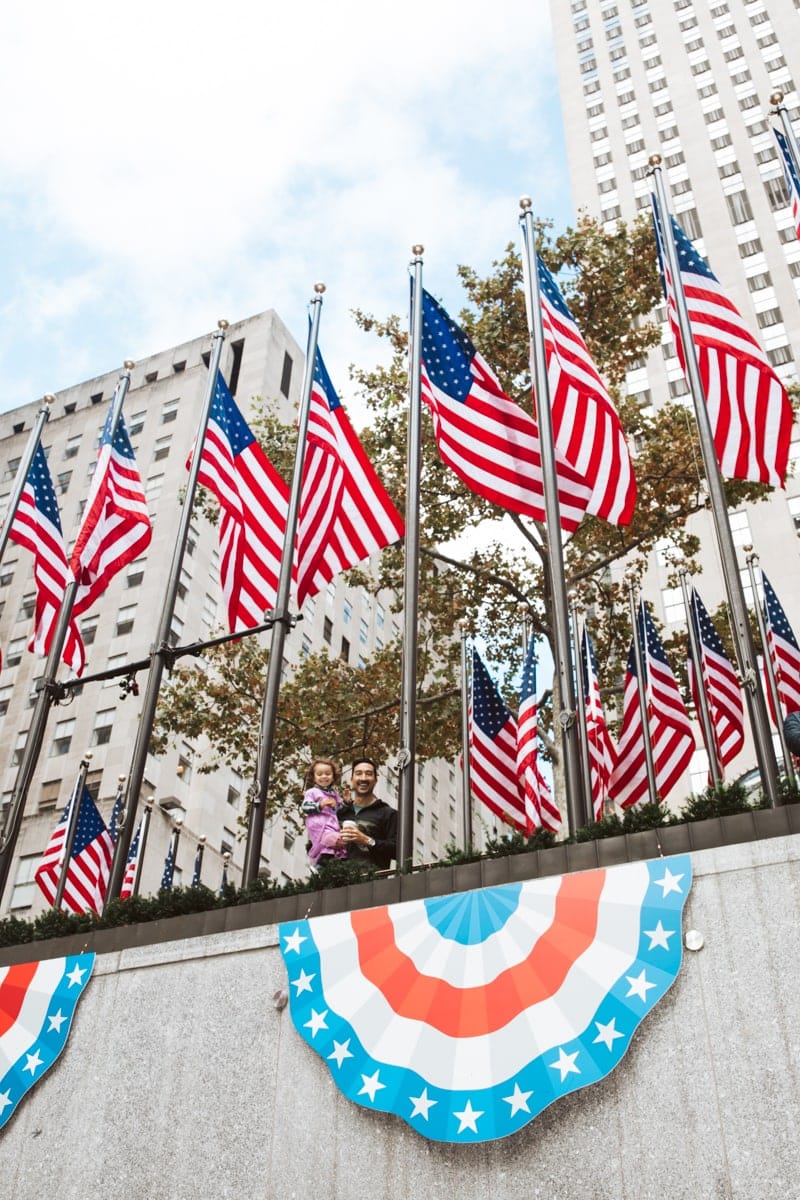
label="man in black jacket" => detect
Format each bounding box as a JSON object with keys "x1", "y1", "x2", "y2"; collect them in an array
[{"x1": 335, "y1": 758, "x2": 397, "y2": 870}]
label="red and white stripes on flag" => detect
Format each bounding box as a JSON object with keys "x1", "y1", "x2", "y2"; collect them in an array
[
  {"x1": 687, "y1": 588, "x2": 744, "y2": 772},
  {"x1": 652, "y1": 202, "x2": 792, "y2": 487},
  {"x1": 8, "y1": 444, "x2": 85, "y2": 674},
  {"x1": 762, "y1": 572, "x2": 800, "y2": 719},
  {"x1": 419, "y1": 287, "x2": 594, "y2": 533},
  {"x1": 609, "y1": 601, "x2": 694, "y2": 809},
  {"x1": 193, "y1": 373, "x2": 289, "y2": 632},
  {"x1": 470, "y1": 649, "x2": 526, "y2": 832},
  {"x1": 516, "y1": 638, "x2": 560, "y2": 832},
  {"x1": 580, "y1": 627, "x2": 617, "y2": 820},
  {"x1": 296, "y1": 348, "x2": 404, "y2": 606},
  {"x1": 71, "y1": 406, "x2": 152, "y2": 619},
  {"x1": 35, "y1": 785, "x2": 114, "y2": 914},
  {"x1": 536, "y1": 256, "x2": 636, "y2": 525}
]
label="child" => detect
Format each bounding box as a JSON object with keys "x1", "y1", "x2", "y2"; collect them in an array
[{"x1": 301, "y1": 758, "x2": 347, "y2": 867}]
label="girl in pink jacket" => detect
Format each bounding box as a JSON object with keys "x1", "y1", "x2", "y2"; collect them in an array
[{"x1": 301, "y1": 758, "x2": 347, "y2": 867}]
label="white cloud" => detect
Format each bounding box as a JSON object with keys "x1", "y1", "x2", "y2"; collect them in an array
[{"x1": 0, "y1": 0, "x2": 572, "y2": 413}]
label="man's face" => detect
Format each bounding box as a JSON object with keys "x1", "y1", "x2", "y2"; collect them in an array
[{"x1": 351, "y1": 762, "x2": 377, "y2": 801}]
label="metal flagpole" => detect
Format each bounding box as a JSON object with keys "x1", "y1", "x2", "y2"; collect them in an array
[
  {"x1": 53, "y1": 754, "x2": 93, "y2": 911},
  {"x1": 745, "y1": 549, "x2": 795, "y2": 787},
  {"x1": 0, "y1": 397, "x2": 52, "y2": 564},
  {"x1": 241, "y1": 289, "x2": 326, "y2": 887},
  {"x1": 519, "y1": 198, "x2": 582, "y2": 836},
  {"x1": 458, "y1": 620, "x2": 472, "y2": 852},
  {"x1": 569, "y1": 593, "x2": 595, "y2": 824},
  {"x1": 0, "y1": 367, "x2": 136, "y2": 907},
  {"x1": 397, "y1": 247, "x2": 424, "y2": 869},
  {"x1": 650, "y1": 159, "x2": 780, "y2": 808},
  {"x1": 679, "y1": 570, "x2": 722, "y2": 788},
  {"x1": 628, "y1": 583, "x2": 659, "y2": 805},
  {"x1": 129, "y1": 799, "x2": 154, "y2": 899},
  {"x1": 771, "y1": 90, "x2": 800, "y2": 172},
  {"x1": 105, "y1": 327, "x2": 229, "y2": 905}
]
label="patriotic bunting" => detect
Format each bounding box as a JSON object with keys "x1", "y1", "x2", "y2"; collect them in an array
[
  {"x1": 0, "y1": 954, "x2": 94, "y2": 1132},
  {"x1": 280, "y1": 855, "x2": 692, "y2": 1143},
  {"x1": 652, "y1": 202, "x2": 792, "y2": 488}
]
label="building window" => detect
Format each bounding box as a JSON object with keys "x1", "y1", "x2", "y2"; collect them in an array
[
  {"x1": 10, "y1": 854, "x2": 40, "y2": 910},
  {"x1": 661, "y1": 587, "x2": 684, "y2": 624},
  {"x1": 12, "y1": 729, "x2": 29, "y2": 766},
  {"x1": 738, "y1": 237, "x2": 762, "y2": 257},
  {"x1": 227, "y1": 773, "x2": 242, "y2": 807},
  {"x1": 728, "y1": 510, "x2": 751, "y2": 547},
  {"x1": 63, "y1": 434, "x2": 82, "y2": 460},
  {"x1": 202, "y1": 593, "x2": 217, "y2": 627},
  {"x1": 668, "y1": 378, "x2": 690, "y2": 399},
  {"x1": 359, "y1": 618, "x2": 369, "y2": 645},
  {"x1": 6, "y1": 637, "x2": 25, "y2": 667},
  {"x1": 788, "y1": 496, "x2": 800, "y2": 533},
  {"x1": 725, "y1": 191, "x2": 754, "y2": 225},
  {"x1": 39, "y1": 779, "x2": 62, "y2": 810},
  {"x1": 81, "y1": 616, "x2": 99, "y2": 646},
  {"x1": 0, "y1": 684, "x2": 12, "y2": 716},
  {"x1": 91, "y1": 708, "x2": 115, "y2": 746},
  {"x1": 679, "y1": 208, "x2": 702, "y2": 239},
  {"x1": 280, "y1": 351, "x2": 293, "y2": 398},
  {"x1": 17, "y1": 593, "x2": 36, "y2": 621},
  {"x1": 340, "y1": 636, "x2": 350, "y2": 662},
  {"x1": 153, "y1": 435, "x2": 171, "y2": 461},
  {"x1": 128, "y1": 411, "x2": 146, "y2": 437},
  {"x1": 746, "y1": 272, "x2": 772, "y2": 292},
  {"x1": 169, "y1": 615, "x2": 184, "y2": 647},
  {"x1": 323, "y1": 616, "x2": 332, "y2": 645},
  {"x1": 51, "y1": 719, "x2": 75, "y2": 756},
  {"x1": 161, "y1": 398, "x2": 179, "y2": 424},
  {"x1": 177, "y1": 746, "x2": 193, "y2": 783},
  {"x1": 756, "y1": 308, "x2": 782, "y2": 329},
  {"x1": 126, "y1": 560, "x2": 145, "y2": 589},
  {"x1": 115, "y1": 604, "x2": 137, "y2": 636},
  {"x1": 301, "y1": 634, "x2": 312, "y2": 656},
  {"x1": 764, "y1": 176, "x2": 790, "y2": 211},
  {"x1": 145, "y1": 474, "x2": 164, "y2": 502},
  {"x1": 176, "y1": 567, "x2": 192, "y2": 604},
  {"x1": 767, "y1": 345, "x2": 794, "y2": 367},
  {"x1": 56, "y1": 470, "x2": 72, "y2": 495},
  {"x1": 104, "y1": 653, "x2": 126, "y2": 687}
]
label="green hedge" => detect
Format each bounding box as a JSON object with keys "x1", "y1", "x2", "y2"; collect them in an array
[{"x1": 0, "y1": 779, "x2": 792, "y2": 951}]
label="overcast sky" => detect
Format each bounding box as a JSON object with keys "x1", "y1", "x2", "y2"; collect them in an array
[{"x1": 0, "y1": 0, "x2": 574, "y2": 419}]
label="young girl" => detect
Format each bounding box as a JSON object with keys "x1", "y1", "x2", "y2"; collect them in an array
[{"x1": 301, "y1": 758, "x2": 347, "y2": 867}]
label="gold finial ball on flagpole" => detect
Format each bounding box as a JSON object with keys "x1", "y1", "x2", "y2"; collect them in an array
[
  {"x1": 648, "y1": 154, "x2": 662, "y2": 168},
  {"x1": 217, "y1": 319, "x2": 229, "y2": 331},
  {"x1": 519, "y1": 196, "x2": 533, "y2": 211},
  {"x1": 123, "y1": 359, "x2": 135, "y2": 371},
  {"x1": 313, "y1": 282, "x2": 326, "y2": 294},
  {"x1": 412, "y1": 244, "x2": 424, "y2": 257},
  {"x1": 43, "y1": 393, "x2": 55, "y2": 406},
  {"x1": 770, "y1": 91, "x2": 784, "y2": 107}
]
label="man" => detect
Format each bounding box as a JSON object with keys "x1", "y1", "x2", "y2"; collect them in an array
[{"x1": 335, "y1": 758, "x2": 397, "y2": 870}]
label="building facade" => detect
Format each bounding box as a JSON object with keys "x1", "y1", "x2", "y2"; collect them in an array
[
  {"x1": 0, "y1": 311, "x2": 465, "y2": 918},
  {"x1": 549, "y1": 0, "x2": 800, "y2": 789}
]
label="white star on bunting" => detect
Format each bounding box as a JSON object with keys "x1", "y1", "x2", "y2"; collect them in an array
[
  {"x1": 453, "y1": 1099, "x2": 483, "y2": 1133},
  {"x1": 593, "y1": 1018, "x2": 625, "y2": 1051},
  {"x1": 503, "y1": 1082, "x2": 533, "y2": 1116},
  {"x1": 47, "y1": 1010, "x2": 67, "y2": 1033},
  {"x1": 644, "y1": 920, "x2": 674, "y2": 951},
  {"x1": 282, "y1": 928, "x2": 306, "y2": 954},
  {"x1": 358, "y1": 1070, "x2": 386, "y2": 1103},
  {"x1": 291, "y1": 969, "x2": 315, "y2": 995},
  {"x1": 654, "y1": 867, "x2": 684, "y2": 897},
  {"x1": 327, "y1": 1040, "x2": 353, "y2": 1069},
  {"x1": 625, "y1": 969, "x2": 657, "y2": 1002},
  {"x1": 409, "y1": 1087, "x2": 437, "y2": 1120},
  {"x1": 550, "y1": 1048, "x2": 581, "y2": 1082},
  {"x1": 303, "y1": 1009, "x2": 328, "y2": 1037}
]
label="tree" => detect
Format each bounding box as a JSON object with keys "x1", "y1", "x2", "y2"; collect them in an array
[{"x1": 153, "y1": 213, "x2": 775, "y2": 817}]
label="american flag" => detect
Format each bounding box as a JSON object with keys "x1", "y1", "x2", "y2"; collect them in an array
[
  {"x1": 119, "y1": 818, "x2": 143, "y2": 901},
  {"x1": 775, "y1": 128, "x2": 800, "y2": 241},
  {"x1": 71, "y1": 405, "x2": 152, "y2": 618},
  {"x1": 191, "y1": 842, "x2": 204, "y2": 887},
  {"x1": 687, "y1": 588, "x2": 744, "y2": 771},
  {"x1": 418, "y1": 287, "x2": 594, "y2": 533},
  {"x1": 762, "y1": 573, "x2": 800, "y2": 718},
  {"x1": 160, "y1": 834, "x2": 177, "y2": 892},
  {"x1": 652, "y1": 201, "x2": 792, "y2": 487},
  {"x1": 536, "y1": 256, "x2": 636, "y2": 525},
  {"x1": 580, "y1": 627, "x2": 617, "y2": 820},
  {"x1": 34, "y1": 784, "x2": 114, "y2": 914},
  {"x1": 8, "y1": 444, "x2": 85, "y2": 674},
  {"x1": 469, "y1": 649, "x2": 526, "y2": 832},
  {"x1": 609, "y1": 601, "x2": 694, "y2": 809},
  {"x1": 108, "y1": 782, "x2": 125, "y2": 844},
  {"x1": 193, "y1": 372, "x2": 289, "y2": 632},
  {"x1": 516, "y1": 638, "x2": 560, "y2": 832},
  {"x1": 219, "y1": 856, "x2": 230, "y2": 896},
  {"x1": 296, "y1": 346, "x2": 404, "y2": 606}
]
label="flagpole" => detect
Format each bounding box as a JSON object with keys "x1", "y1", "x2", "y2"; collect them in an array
[
  {"x1": 0, "y1": 367, "x2": 137, "y2": 907},
  {"x1": 0, "y1": 398, "x2": 52, "y2": 564},
  {"x1": 519, "y1": 198, "x2": 582, "y2": 836},
  {"x1": 628, "y1": 583, "x2": 659, "y2": 804},
  {"x1": 458, "y1": 620, "x2": 473, "y2": 851},
  {"x1": 649, "y1": 158, "x2": 781, "y2": 808},
  {"x1": 397, "y1": 246, "x2": 424, "y2": 869},
  {"x1": 129, "y1": 799, "x2": 153, "y2": 899},
  {"x1": 745, "y1": 550, "x2": 796, "y2": 787},
  {"x1": 52, "y1": 754, "x2": 93, "y2": 911},
  {"x1": 569, "y1": 593, "x2": 594, "y2": 823},
  {"x1": 771, "y1": 90, "x2": 800, "y2": 171},
  {"x1": 680, "y1": 570, "x2": 722, "y2": 787},
  {"x1": 241, "y1": 289, "x2": 325, "y2": 888},
  {"x1": 105, "y1": 327, "x2": 229, "y2": 906}
]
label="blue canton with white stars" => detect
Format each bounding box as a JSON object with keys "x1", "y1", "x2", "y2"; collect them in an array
[
  {"x1": 472, "y1": 649, "x2": 512, "y2": 738},
  {"x1": 210, "y1": 374, "x2": 255, "y2": 457},
  {"x1": 420, "y1": 288, "x2": 478, "y2": 403}
]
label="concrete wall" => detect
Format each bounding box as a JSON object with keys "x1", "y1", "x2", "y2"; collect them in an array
[{"x1": 4, "y1": 834, "x2": 800, "y2": 1200}]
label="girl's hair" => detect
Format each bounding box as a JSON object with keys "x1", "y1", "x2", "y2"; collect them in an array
[{"x1": 304, "y1": 757, "x2": 341, "y2": 790}]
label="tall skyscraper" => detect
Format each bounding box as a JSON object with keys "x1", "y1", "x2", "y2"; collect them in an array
[{"x1": 549, "y1": 0, "x2": 800, "y2": 789}]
